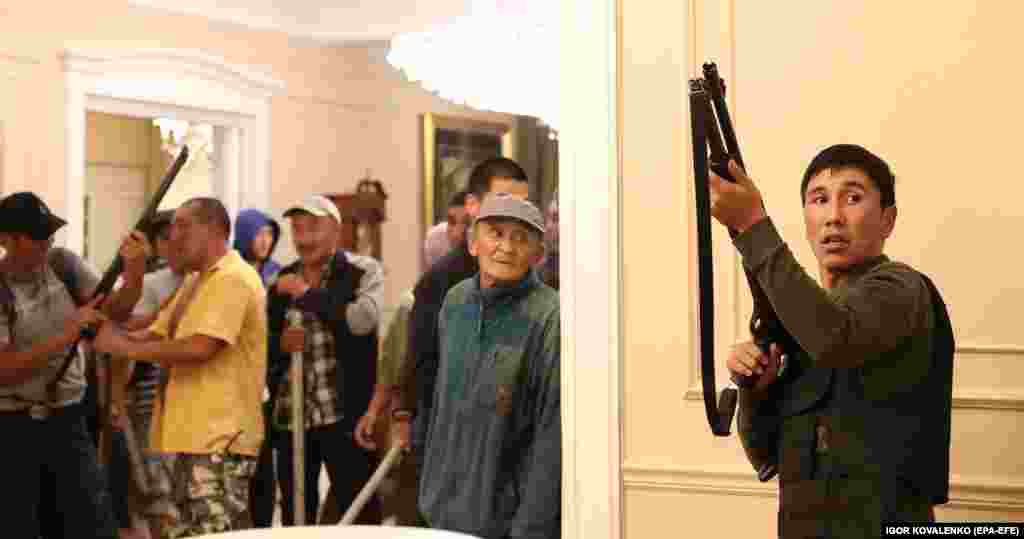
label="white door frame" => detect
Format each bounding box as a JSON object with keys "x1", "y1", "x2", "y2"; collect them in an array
[
  {"x1": 61, "y1": 48, "x2": 285, "y2": 252},
  {"x1": 560, "y1": 0, "x2": 623, "y2": 538}
]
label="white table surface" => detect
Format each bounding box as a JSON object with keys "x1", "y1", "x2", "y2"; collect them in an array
[{"x1": 204, "y1": 526, "x2": 482, "y2": 539}]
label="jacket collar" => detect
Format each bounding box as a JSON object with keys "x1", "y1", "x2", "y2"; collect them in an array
[
  {"x1": 470, "y1": 268, "x2": 539, "y2": 307},
  {"x1": 830, "y1": 254, "x2": 890, "y2": 292}
]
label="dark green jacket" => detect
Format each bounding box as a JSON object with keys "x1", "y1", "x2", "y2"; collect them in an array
[
  {"x1": 419, "y1": 271, "x2": 561, "y2": 539},
  {"x1": 733, "y1": 219, "x2": 953, "y2": 538}
]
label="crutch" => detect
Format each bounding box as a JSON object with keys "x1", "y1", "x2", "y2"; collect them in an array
[
  {"x1": 338, "y1": 444, "x2": 403, "y2": 525},
  {"x1": 287, "y1": 310, "x2": 307, "y2": 526}
]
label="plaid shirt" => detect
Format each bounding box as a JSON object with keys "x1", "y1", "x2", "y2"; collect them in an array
[{"x1": 273, "y1": 258, "x2": 342, "y2": 431}]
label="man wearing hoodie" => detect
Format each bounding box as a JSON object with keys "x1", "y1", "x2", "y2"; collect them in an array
[
  {"x1": 233, "y1": 208, "x2": 283, "y2": 528},
  {"x1": 234, "y1": 209, "x2": 282, "y2": 286}
]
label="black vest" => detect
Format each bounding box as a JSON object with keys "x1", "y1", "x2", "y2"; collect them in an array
[
  {"x1": 773, "y1": 272, "x2": 954, "y2": 505},
  {"x1": 267, "y1": 252, "x2": 379, "y2": 432}
]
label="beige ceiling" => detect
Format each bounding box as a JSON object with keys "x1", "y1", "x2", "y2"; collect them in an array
[{"x1": 128, "y1": 0, "x2": 475, "y2": 42}]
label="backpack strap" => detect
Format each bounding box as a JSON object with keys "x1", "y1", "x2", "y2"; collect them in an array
[
  {"x1": 46, "y1": 247, "x2": 89, "y2": 404},
  {"x1": 48, "y1": 247, "x2": 85, "y2": 307}
]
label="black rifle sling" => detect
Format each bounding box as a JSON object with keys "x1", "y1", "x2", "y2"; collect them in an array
[
  {"x1": 690, "y1": 82, "x2": 737, "y2": 436},
  {"x1": 690, "y1": 64, "x2": 805, "y2": 437}
]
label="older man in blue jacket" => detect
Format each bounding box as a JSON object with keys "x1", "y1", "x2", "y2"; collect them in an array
[{"x1": 419, "y1": 193, "x2": 560, "y2": 539}]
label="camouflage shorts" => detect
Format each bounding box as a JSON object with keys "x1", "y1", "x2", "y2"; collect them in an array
[{"x1": 160, "y1": 453, "x2": 257, "y2": 539}]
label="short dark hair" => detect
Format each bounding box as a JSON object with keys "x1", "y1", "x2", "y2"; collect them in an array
[
  {"x1": 184, "y1": 197, "x2": 231, "y2": 238},
  {"x1": 801, "y1": 144, "x2": 896, "y2": 208},
  {"x1": 448, "y1": 189, "x2": 470, "y2": 208},
  {"x1": 467, "y1": 157, "x2": 528, "y2": 199}
]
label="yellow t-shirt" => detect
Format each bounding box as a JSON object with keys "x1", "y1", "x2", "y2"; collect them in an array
[{"x1": 148, "y1": 250, "x2": 267, "y2": 457}]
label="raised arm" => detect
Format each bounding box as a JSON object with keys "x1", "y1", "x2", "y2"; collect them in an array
[{"x1": 734, "y1": 219, "x2": 930, "y2": 369}]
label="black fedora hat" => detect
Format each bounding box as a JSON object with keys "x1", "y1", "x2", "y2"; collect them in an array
[{"x1": 0, "y1": 192, "x2": 68, "y2": 240}]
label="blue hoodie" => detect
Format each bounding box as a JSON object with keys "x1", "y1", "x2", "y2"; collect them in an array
[{"x1": 233, "y1": 208, "x2": 282, "y2": 285}]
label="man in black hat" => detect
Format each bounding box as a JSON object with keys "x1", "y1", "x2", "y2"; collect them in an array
[{"x1": 0, "y1": 191, "x2": 150, "y2": 538}]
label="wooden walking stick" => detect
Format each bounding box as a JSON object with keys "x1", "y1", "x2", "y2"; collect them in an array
[{"x1": 287, "y1": 310, "x2": 307, "y2": 526}]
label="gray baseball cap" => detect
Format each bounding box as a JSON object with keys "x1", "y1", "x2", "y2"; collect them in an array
[
  {"x1": 283, "y1": 195, "x2": 341, "y2": 224},
  {"x1": 476, "y1": 193, "x2": 545, "y2": 235}
]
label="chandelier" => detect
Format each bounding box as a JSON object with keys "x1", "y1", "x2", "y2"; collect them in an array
[{"x1": 387, "y1": 0, "x2": 559, "y2": 131}]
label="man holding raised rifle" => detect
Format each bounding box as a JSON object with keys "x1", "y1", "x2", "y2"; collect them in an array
[
  {"x1": 0, "y1": 191, "x2": 150, "y2": 539},
  {"x1": 709, "y1": 145, "x2": 953, "y2": 538},
  {"x1": 94, "y1": 197, "x2": 267, "y2": 537}
]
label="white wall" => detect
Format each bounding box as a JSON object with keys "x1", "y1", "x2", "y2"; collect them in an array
[{"x1": 620, "y1": 1, "x2": 1024, "y2": 536}]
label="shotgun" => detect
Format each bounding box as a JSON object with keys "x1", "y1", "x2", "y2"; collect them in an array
[
  {"x1": 50, "y1": 145, "x2": 189, "y2": 397},
  {"x1": 688, "y1": 63, "x2": 796, "y2": 481}
]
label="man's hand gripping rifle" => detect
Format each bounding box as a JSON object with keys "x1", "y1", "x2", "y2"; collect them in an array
[
  {"x1": 688, "y1": 63, "x2": 797, "y2": 480},
  {"x1": 50, "y1": 145, "x2": 189, "y2": 391},
  {"x1": 49, "y1": 146, "x2": 188, "y2": 478}
]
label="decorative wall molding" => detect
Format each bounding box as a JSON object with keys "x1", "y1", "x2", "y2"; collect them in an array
[
  {"x1": 685, "y1": 386, "x2": 1024, "y2": 411},
  {"x1": 62, "y1": 48, "x2": 285, "y2": 99},
  {"x1": 61, "y1": 48, "x2": 286, "y2": 254},
  {"x1": 956, "y1": 343, "x2": 1024, "y2": 356},
  {"x1": 624, "y1": 465, "x2": 773, "y2": 498},
  {"x1": 952, "y1": 392, "x2": 1024, "y2": 411},
  {"x1": 684, "y1": 341, "x2": 1024, "y2": 409},
  {"x1": 623, "y1": 464, "x2": 1024, "y2": 512}
]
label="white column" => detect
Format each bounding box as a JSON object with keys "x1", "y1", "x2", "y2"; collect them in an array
[
  {"x1": 214, "y1": 125, "x2": 242, "y2": 231},
  {"x1": 241, "y1": 102, "x2": 272, "y2": 213},
  {"x1": 560, "y1": 0, "x2": 622, "y2": 537}
]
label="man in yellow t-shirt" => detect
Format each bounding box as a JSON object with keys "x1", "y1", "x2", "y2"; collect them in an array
[{"x1": 95, "y1": 197, "x2": 267, "y2": 538}]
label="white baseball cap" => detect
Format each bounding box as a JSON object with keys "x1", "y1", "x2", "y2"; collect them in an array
[{"x1": 283, "y1": 195, "x2": 341, "y2": 224}]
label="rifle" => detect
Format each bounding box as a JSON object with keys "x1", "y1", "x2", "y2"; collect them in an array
[
  {"x1": 49, "y1": 145, "x2": 189, "y2": 398},
  {"x1": 688, "y1": 62, "x2": 797, "y2": 481},
  {"x1": 50, "y1": 146, "x2": 188, "y2": 475}
]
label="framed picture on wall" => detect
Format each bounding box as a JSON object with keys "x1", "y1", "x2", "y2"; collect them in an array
[{"x1": 422, "y1": 113, "x2": 516, "y2": 233}]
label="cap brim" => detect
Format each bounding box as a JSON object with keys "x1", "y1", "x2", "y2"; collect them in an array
[
  {"x1": 9, "y1": 215, "x2": 67, "y2": 240},
  {"x1": 477, "y1": 214, "x2": 545, "y2": 235},
  {"x1": 46, "y1": 215, "x2": 68, "y2": 233},
  {"x1": 32, "y1": 215, "x2": 67, "y2": 240},
  {"x1": 283, "y1": 206, "x2": 319, "y2": 218}
]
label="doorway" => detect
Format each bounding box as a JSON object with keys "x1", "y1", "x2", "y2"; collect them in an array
[
  {"x1": 83, "y1": 112, "x2": 228, "y2": 269},
  {"x1": 61, "y1": 48, "x2": 283, "y2": 256}
]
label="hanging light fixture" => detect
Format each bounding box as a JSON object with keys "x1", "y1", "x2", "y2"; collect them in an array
[{"x1": 387, "y1": 0, "x2": 559, "y2": 131}]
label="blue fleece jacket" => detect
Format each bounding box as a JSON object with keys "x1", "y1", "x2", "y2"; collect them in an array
[
  {"x1": 233, "y1": 208, "x2": 282, "y2": 285},
  {"x1": 419, "y1": 270, "x2": 561, "y2": 539}
]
